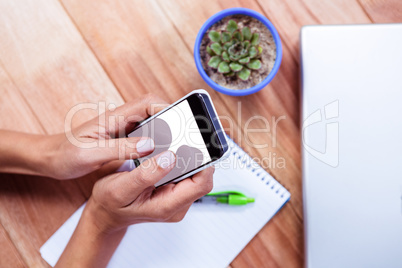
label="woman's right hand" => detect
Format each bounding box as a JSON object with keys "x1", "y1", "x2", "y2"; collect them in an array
[
  {"x1": 86, "y1": 151, "x2": 214, "y2": 233},
  {"x1": 56, "y1": 150, "x2": 214, "y2": 268}
]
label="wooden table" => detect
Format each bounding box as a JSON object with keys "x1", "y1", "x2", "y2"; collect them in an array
[{"x1": 0, "y1": 0, "x2": 400, "y2": 267}]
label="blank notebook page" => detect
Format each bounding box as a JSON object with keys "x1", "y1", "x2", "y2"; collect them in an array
[{"x1": 40, "y1": 138, "x2": 290, "y2": 267}]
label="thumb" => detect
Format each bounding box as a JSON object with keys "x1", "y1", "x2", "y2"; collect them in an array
[
  {"x1": 111, "y1": 151, "x2": 176, "y2": 206},
  {"x1": 93, "y1": 137, "x2": 155, "y2": 164}
]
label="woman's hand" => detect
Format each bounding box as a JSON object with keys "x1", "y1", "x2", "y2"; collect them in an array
[
  {"x1": 47, "y1": 94, "x2": 169, "y2": 179},
  {"x1": 88, "y1": 152, "x2": 214, "y2": 232},
  {"x1": 0, "y1": 94, "x2": 168, "y2": 179},
  {"x1": 56, "y1": 151, "x2": 214, "y2": 268}
]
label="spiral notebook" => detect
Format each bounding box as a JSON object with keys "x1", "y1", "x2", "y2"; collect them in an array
[{"x1": 40, "y1": 138, "x2": 290, "y2": 267}]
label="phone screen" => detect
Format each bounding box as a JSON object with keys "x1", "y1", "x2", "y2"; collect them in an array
[{"x1": 128, "y1": 93, "x2": 225, "y2": 186}]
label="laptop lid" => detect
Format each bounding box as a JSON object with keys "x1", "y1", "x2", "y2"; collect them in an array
[{"x1": 301, "y1": 24, "x2": 402, "y2": 268}]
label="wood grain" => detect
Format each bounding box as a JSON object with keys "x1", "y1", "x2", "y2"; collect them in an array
[
  {"x1": 0, "y1": 60, "x2": 49, "y2": 267},
  {"x1": 0, "y1": 67, "x2": 33, "y2": 268},
  {"x1": 0, "y1": 0, "x2": 123, "y2": 133},
  {"x1": 0, "y1": 222, "x2": 26, "y2": 268},
  {"x1": 359, "y1": 0, "x2": 402, "y2": 22},
  {"x1": 0, "y1": 0, "x2": 123, "y2": 266},
  {"x1": 60, "y1": 0, "x2": 303, "y2": 267},
  {"x1": 0, "y1": 0, "x2": 400, "y2": 267},
  {"x1": 155, "y1": 1, "x2": 304, "y2": 267}
]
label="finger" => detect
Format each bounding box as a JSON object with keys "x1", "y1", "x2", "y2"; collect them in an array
[
  {"x1": 110, "y1": 150, "x2": 176, "y2": 207},
  {"x1": 149, "y1": 167, "x2": 215, "y2": 213},
  {"x1": 91, "y1": 137, "x2": 155, "y2": 164},
  {"x1": 171, "y1": 166, "x2": 215, "y2": 202},
  {"x1": 107, "y1": 94, "x2": 169, "y2": 137},
  {"x1": 138, "y1": 183, "x2": 193, "y2": 222}
]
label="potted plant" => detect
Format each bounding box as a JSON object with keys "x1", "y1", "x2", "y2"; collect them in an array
[{"x1": 194, "y1": 8, "x2": 282, "y2": 96}]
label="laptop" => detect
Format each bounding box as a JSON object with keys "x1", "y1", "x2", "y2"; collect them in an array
[{"x1": 301, "y1": 24, "x2": 402, "y2": 268}]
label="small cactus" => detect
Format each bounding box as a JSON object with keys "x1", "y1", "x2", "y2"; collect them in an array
[{"x1": 207, "y1": 20, "x2": 263, "y2": 81}]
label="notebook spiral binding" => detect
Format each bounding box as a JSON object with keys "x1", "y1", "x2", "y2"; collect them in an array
[{"x1": 226, "y1": 137, "x2": 288, "y2": 199}]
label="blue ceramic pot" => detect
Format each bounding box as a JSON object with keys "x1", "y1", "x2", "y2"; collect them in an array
[{"x1": 194, "y1": 8, "x2": 282, "y2": 96}]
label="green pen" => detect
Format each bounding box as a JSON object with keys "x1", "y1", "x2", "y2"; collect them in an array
[{"x1": 195, "y1": 191, "x2": 255, "y2": 206}]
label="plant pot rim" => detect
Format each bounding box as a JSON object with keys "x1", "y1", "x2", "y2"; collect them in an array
[{"x1": 194, "y1": 7, "x2": 282, "y2": 96}]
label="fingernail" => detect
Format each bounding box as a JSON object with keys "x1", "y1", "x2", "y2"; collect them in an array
[
  {"x1": 157, "y1": 151, "x2": 176, "y2": 169},
  {"x1": 136, "y1": 138, "x2": 155, "y2": 154}
]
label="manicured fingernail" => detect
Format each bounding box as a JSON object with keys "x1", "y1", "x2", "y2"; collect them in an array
[
  {"x1": 157, "y1": 151, "x2": 176, "y2": 169},
  {"x1": 136, "y1": 138, "x2": 155, "y2": 154}
]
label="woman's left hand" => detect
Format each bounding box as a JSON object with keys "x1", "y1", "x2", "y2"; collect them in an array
[
  {"x1": 46, "y1": 94, "x2": 168, "y2": 179},
  {"x1": 0, "y1": 94, "x2": 168, "y2": 179}
]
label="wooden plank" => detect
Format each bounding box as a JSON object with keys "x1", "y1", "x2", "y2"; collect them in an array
[
  {"x1": 60, "y1": 0, "x2": 302, "y2": 267},
  {"x1": 58, "y1": 1, "x2": 379, "y2": 267},
  {"x1": 0, "y1": 174, "x2": 86, "y2": 267},
  {"x1": 254, "y1": 0, "x2": 371, "y2": 59},
  {"x1": 59, "y1": 0, "x2": 197, "y2": 103},
  {"x1": 0, "y1": 61, "x2": 49, "y2": 267},
  {"x1": 155, "y1": 0, "x2": 301, "y2": 189},
  {"x1": 0, "y1": 0, "x2": 123, "y2": 133},
  {"x1": 0, "y1": 222, "x2": 26, "y2": 268},
  {"x1": 0, "y1": 65, "x2": 44, "y2": 134},
  {"x1": 0, "y1": 0, "x2": 124, "y2": 266},
  {"x1": 148, "y1": 1, "x2": 303, "y2": 267},
  {"x1": 0, "y1": 49, "x2": 87, "y2": 268},
  {"x1": 359, "y1": 0, "x2": 402, "y2": 22},
  {"x1": 0, "y1": 0, "x2": 399, "y2": 267}
]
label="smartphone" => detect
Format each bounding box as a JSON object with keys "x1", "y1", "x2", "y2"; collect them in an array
[{"x1": 128, "y1": 89, "x2": 229, "y2": 187}]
